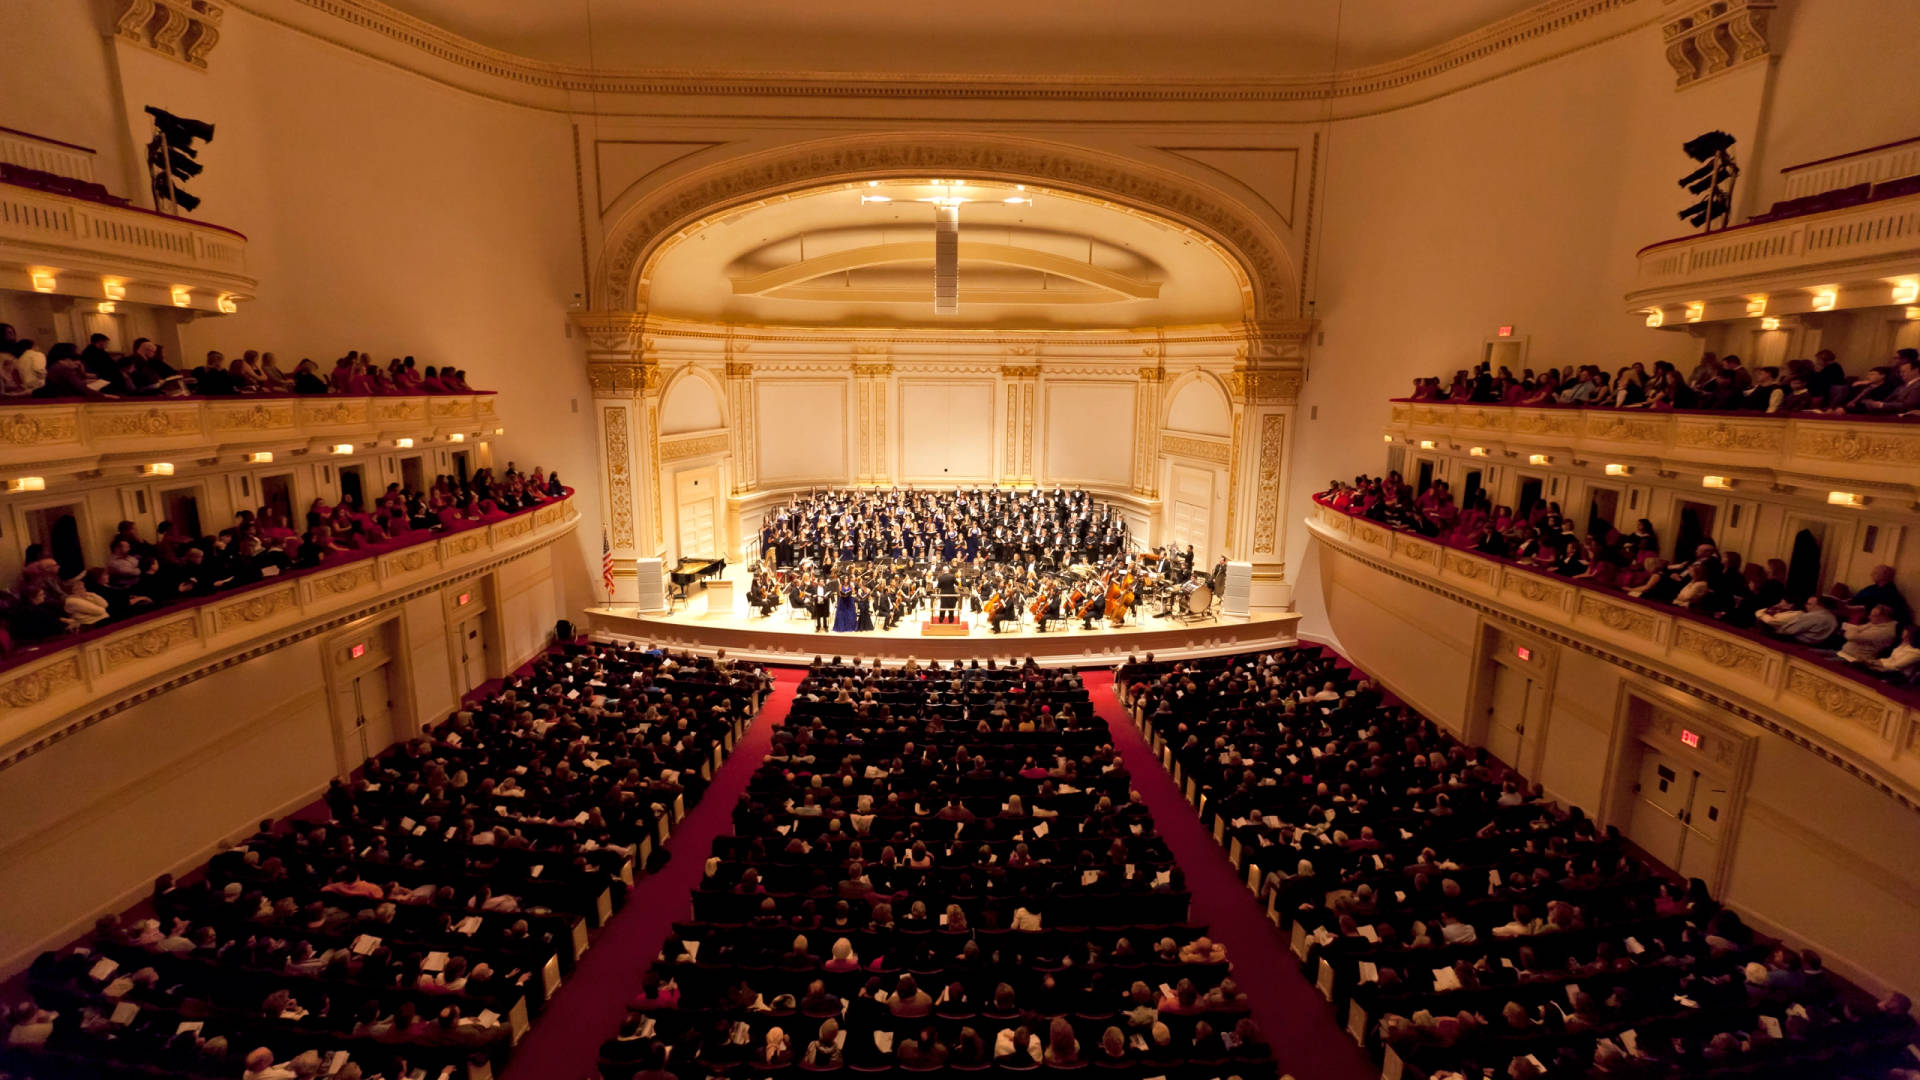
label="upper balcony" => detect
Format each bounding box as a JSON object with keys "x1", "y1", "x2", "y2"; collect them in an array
[
  {"x1": 0, "y1": 127, "x2": 255, "y2": 313},
  {"x1": 0, "y1": 392, "x2": 500, "y2": 480},
  {"x1": 1627, "y1": 136, "x2": 1920, "y2": 323}
]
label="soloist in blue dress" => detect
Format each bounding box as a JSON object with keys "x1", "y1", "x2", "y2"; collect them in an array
[{"x1": 833, "y1": 587, "x2": 859, "y2": 632}]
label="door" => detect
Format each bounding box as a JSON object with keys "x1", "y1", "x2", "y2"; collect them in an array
[
  {"x1": 1673, "y1": 501, "x2": 1717, "y2": 561},
  {"x1": 1517, "y1": 476, "x2": 1544, "y2": 517},
  {"x1": 400, "y1": 455, "x2": 425, "y2": 495},
  {"x1": 24, "y1": 504, "x2": 85, "y2": 578},
  {"x1": 1626, "y1": 747, "x2": 1729, "y2": 878},
  {"x1": 1585, "y1": 487, "x2": 1620, "y2": 540},
  {"x1": 1167, "y1": 465, "x2": 1214, "y2": 566},
  {"x1": 339, "y1": 465, "x2": 366, "y2": 512},
  {"x1": 454, "y1": 615, "x2": 488, "y2": 695},
  {"x1": 1415, "y1": 459, "x2": 1435, "y2": 495},
  {"x1": 259, "y1": 474, "x2": 294, "y2": 525},
  {"x1": 1676, "y1": 774, "x2": 1731, "y2": 881},
  {"x1": 1787, "y1": 526, "x2": 1824, "y2": 600},
  {"x1": 159, "y1": 487, "x2": 202, "y2": 539},
  {"x1": 336, "y1": 667, "x2": 395, "y2": 767},
  {"x1": 1483, "y1": 662, "x2": 1534, "y2": 771},
  {"x1": 675, "y1": 467, "x2": 719, "y2": 557}
]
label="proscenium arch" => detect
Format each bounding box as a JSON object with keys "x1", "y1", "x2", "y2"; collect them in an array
[{"x1": 594, "y1": 134, "x2": 1298, "y2": 323}]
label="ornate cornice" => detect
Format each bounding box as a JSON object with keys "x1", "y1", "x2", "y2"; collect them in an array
[
  {"x1": 118, "y1": 0, "x2": 224, "y2": 71},
  {"x1": 1662, "y1": 0, "x2": 1774, "y2": 88}
]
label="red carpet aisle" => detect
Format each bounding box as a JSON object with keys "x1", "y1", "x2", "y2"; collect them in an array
[
  {"x1": 502, "y1": 666, "x2": 803, "y2": 1080},
  {"x1": 1083, "y1": 670, "x2": 1376, "y2": 1080}
]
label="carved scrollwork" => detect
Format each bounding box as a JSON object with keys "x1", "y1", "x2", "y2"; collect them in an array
[
  {"x1": 0, "y1": 411, "x2": 79, "y2": 446},
  {"x1": 101, "y1": 618, "x2": 198, "y2": 668},
  {"x1": 0, "y1": 656, "x2": 85, "y2": 708},
  {"x1": 1662, "y1": 0, "x2": 1774, "y2": 87},
  {"x1": 1673, "y1": 623, "x2": 1768, "y2": 677},
  {"x1": 1784, "y1": 667, "x2": 1884, "y2": 731},
  {"x1": 1578, "y1": 594, "x2": 1656, "y2": 638}
]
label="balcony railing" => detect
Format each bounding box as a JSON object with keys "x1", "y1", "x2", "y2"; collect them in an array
[
  {"x1": 1385, "y1": 399, "x2": 1920, "y2": 498},
  {"x1": 0, "y1": 180, "x2": 254, "y2": 309},
  {"x1": 1626, "y1": 191, "x2": 1920, "y2": 318},
  {"x1": 1307, "y1": 497, "x2": 1920, "y2": 806},
  {"x1": 0, "y1": 392, "x2": 499, "y2": 475},
  {"x1": 0, "y1": 492, "x2": 579, "y2": 758}
]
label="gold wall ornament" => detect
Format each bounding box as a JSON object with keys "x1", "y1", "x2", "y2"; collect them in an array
[
  {"x1": 1783, "y1": 666, "x2": 1886, "y2": 731},
  {"x1": 1399, "y1": 540, "x2": 1435, "y2": 566},
  {"x1": 88, "y1": 407, "x2": 198, "y2": 440},
  {"x1": 571, "y1": 311, "x2": 648, "y2": 355},
  {"x1": 117, "y1": 0, "x2": 224, "y2": 69},
  {"x1": 0, "y1": 410, "x2": 80, "y2": 446},
  {"x1": 1663, "y1": 0, "x2": 1775, "y2": 87},
  {"x1": 313, "y1": 565, "x2": 375, "y2": 597},
  {"x1": 384, "y1": 549, "x2": 431, "y2": 575},
  {"x1": 495, "y1": 515, "x2": 534, "y2": 540},
  {"x1": 442, "y1": 533, "x2": 485, "y2": 558},
  {"x1": 1158, "y1": 434, "x2": 1231, "y2": 466},
  {"x1": 101, "y1": 617, "x2": 199, "y2": 669},
  {"x1": 0, "y1": 655, "x2": 85, "y2": 708},
  {"x1": 299, "y1": 400, "x2": 367, "y2": 427},
  {"x1": 603, "y1": 407, "x2": 636, "y2": 549},
  {"x1": 999, "y1": 365, "x2": 1040, "y2": 379},
  {"x1": 210, "y1": 402, "x2": 296, "y2": 431},
  {"x1": 660, "y1": 432, "x2": 730, "y2": 463},
  {"x1": 1447, "y1": 553, "x2": 1487, "y2": 580},
  {"x1": 1793, "y1": 426, "x2": 1920, "y2": 466},
  {"x1": 372, "y1": 400, "x2": 425, "y2": 424},
  {"x1": 587, "y1": 361, "x2": 659, "y2": 396},
  {"x1": 213, "y1": 587, "x2": 297, "y2": 633},
  {"x1": 1583, "y1": 416, "x2": 1665, "y2": 444},
  {"x1": 1577, "y1": 593, "x2": 1657, "y2": 638},
  {"x1": 1511, "y1": 412, "x2": 1580, "y2": 436},
  {"x1": 1250, "y1": 413, "x2": 1287, "y2": 554},
  {"x1": 1673, "y1": 623, "x2": 1769, "y2": 677}
]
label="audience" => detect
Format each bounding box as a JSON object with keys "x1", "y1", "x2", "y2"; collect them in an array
[
  {"x1": 0, "y1": 325, "x2": 482, "y2": 400},
  {"x1": 3, "y1": 465, "x2": 569, "y2": 652},
  {"x1": 1318, "y1": 475, "x2": 1916, "y2": 688},
  {"x1": 1405, "y1": 349, "x2": 1920, "y2": 416}
]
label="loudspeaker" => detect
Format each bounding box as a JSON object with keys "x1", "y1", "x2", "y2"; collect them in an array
[
  {"x1": 1221, "y1": 561, "x2": 1253, "y2": 617},
  {"x1": 635, "y1": 557, "x2": 668, "y2": 612}
]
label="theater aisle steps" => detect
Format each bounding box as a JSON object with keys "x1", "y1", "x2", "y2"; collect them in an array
[
  {"x1": 501, "y1": 666, "x2": 802, "y2": 1080},
  {"x1": 1083, "y1": 669, "x2": 1376, "y2": 1080}
]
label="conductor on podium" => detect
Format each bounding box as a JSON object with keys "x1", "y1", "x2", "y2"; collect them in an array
[{"x1": 934, "y1": 565, "x2": 959, "y2": 623}]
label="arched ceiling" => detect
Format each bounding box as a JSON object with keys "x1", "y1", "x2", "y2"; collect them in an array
[
  {"x1": 376, "y1": 0, "x2": 1550, "y2": 81},
  {"x1": 643, "y1": 179, "x2": 1250, "y2": 330}
]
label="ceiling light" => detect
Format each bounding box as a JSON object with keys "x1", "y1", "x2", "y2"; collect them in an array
[
  {"x1": 96, "y1": 301, "x2": 116, "y2": 314},
  {"x1": 1745, "y1": 297, "x2": 1767, "y2": 316},
  {"x1": 493, "y1": 428, "x2": 504, "y2": 435},
  {"x1": 1645, "y1": 309, "x2": 1664, "y2": 328},
  {"x1": 332, "y1": 443, "x2": 354, "y2": 455},
  {"x1": 171, "y1": 286, "x2": 192, "y2": 307},
  {"x1": 1811, "y1": 290, "x2": 1837, "y2": 311},
  {"x1": 1685, "y1": 302, "x2": 1705, "y2": 323},
  {"x1": 1469, "y1": 447, "x2": 1488, "y2": 457},
  {"x1": 1827, "y1": 491, "x2": 1867, "y2": 509},
  {"x1": 394, "y1": 437, "x2": 414, "y2": 449},
  {"x1": 860, "y1": 194, "x2": 891, "y2": 203},
  {"x1": 1759, "y1": 316, "x2": 1780, "y2": 331},
  {"x1": 1419, "y1": 440, "x2": 1436, "y2": 450},
  {"x1": 1893, "y1": 280, "x2": 1919, "y2": 305},
  {"x1": 1702, "y1": 475, "x2": 1734, "y2": 490},
  {"x1": 102, "y1": 278, "x2": 126, "y2": 301},
  {"x1": 141, "y1": 463, "x2": 175, "y2": 477},
  {"x1": 1907, "y1": 306, "x2": 1920, "y2": 321},
  {"x1": 247, "y1": 452, "x2": 273, "y2": 463},
  {"x1": 30, "y1": 271, "x2": 56, "y2": 293},
  {"x1": 867, "y1": 180, "x2": 880, "y2": 187},
  {"x1": 1003, "y1": 196, "x2": 1031, "y2": 204},
  {"x1": 1528, "y1": 454, "x2": 1551, "y2": 466},
  {"x1": 1605, "y1": 464, "x2": 1632, "y2": 477},
  {"x1": 7, "y1": 477, "x2": 47, "y2": 493},
  {"x1": 216, "y1": 294, "x2": 238, "y2": 314},
  {"x1": 447, "y1": 433, "x2": 465, "y2": 443}
]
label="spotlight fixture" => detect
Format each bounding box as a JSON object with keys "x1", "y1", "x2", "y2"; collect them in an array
[
  {"x1": 394, "y1": 437, "x2": 414, "y2": 449},
  {"x1": 1468, "y1": 447, "x2": 1488, "y2": 458},
  {"x1": 1893, "y1": 280, "x2": 1920, "y2": 305},
  {"x1": 1685, "y1": 302, "x2": 1704, "y2": 323},
  {"x1": 1811, "y1": 290, "x2": 1837, "y2": 311},
  {"x1": 1381, "y1": 434, "x2": 1393, "y2": 443},
  {"x1": 1419, "y1": 440, "x2": 1436, "y2": 450},
  {"x1": 447, "y1": 433, "x2": 465, "y2": 443},
  {"x1": 1760, "y1": 316, "x2": 1781, "y2": 331},
  {"x1": 96, "y1": 301, "x2": 116, "y2": 314},
  {"x1": 102, "y1": 279, "x2": 127, "y2": 301},
  {"x1": 1745, "y1": 296, "x2": 1767, "y2": 316},
  {"x1": 1645, "y1": 309, "x2": 1664, "y2": 328},
  {"x1": 216, "y1": 294, "x2": 238, "y2": 314},
  {"x1": 1528, "y1": 454, "x2": 1551, "y2": 466},
  {"x1": 171, "y1": 286, "x2": 192, "y2": 307}
]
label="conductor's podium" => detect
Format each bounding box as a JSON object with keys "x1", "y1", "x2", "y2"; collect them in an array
[{"x1": 920, "y1": 620, "x2": 971, "y2": 636}]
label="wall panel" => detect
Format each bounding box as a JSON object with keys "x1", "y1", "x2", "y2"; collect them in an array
[
  {"x1": 897, "y1": 380, "x2": 995, "y2": 482},
  {"x1": 1043, "y1": 382, "x2": 1134, "y2": 487},
  {"x1": 756, "y1": 380, "x2": 849, "y2": 484}
]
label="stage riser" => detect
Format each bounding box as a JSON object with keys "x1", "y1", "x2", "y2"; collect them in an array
[{"x1": 585, "y1": 609, "x2": 1300, "y2": 667}]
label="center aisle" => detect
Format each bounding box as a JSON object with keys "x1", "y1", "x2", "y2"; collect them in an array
[
  {"x1": 1083, "y1": 669, "x2": 1376, "y2": 1080},
  {"x1": 503, "y1": 666, "x2": 803, "y2": 1080}
]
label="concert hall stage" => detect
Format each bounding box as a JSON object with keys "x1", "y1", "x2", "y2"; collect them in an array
[{"x1": 585, "y1": 567, "x2": 1299, "y2": 666}]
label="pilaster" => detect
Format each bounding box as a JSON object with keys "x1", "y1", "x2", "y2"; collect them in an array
[
  {"x1": 1132, "y1": 363, "x2": 1165, "y2": 497},
  {"x1": 852, "y1": 355, "x2": 894, "y2": 484},
  {"x1": 1000, "y1": 362, "x2": 1040, "y2": 484},
  {"x1": 575, "y1": 312, "x2": 663, "y2": 585},
  {"x1": 724, "y1": 358, "x2": 756, "y2": 494}
]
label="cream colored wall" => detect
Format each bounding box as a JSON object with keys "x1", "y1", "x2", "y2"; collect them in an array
[{"x1": 1308, "y1": 536, "x2": 1920, "y2": 999}]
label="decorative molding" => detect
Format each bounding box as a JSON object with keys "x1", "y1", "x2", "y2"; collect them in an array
[
  {"x1": 1783, "y1": 666, "x2": 1888, "y2": 733},
  {"x1": 99, "y1": 616, "x2": 200, "y2": 672},
  {"x1": 118, "y1": 0, "x2": 224, "y2": 71},
  {"x1": 1250, "y1": 414, "x2": 1287, "y2": 554},
  {"x1": 603, "y1": 407, "x2": 635, "y2": 550},
  {"x1": 1159, "y1": 433, "x2": 1231, "y2": 466},
  {"x1": 660, "y1": 432, "x2": 729, "y2": 463},
  {"x1": 311, "y1": 564, "x2": 375, "y2": 597},
  {"x1": 0, "y1": 411, "x2": 79, "y2": 447},
  {"x1": 208, "y1": 402, "x2": 296, "y2": 431},
  {"x1": 587, "y1": 360, "x2": 659, "y2": 396},
  {"x1": 1661, "y1": 0, "x2": 1774, "y2": 88},
  {"x1": 1673, "y1": 621, "x2": 1770, "y2": 678},
  {"x1": 212, "y1": 586, "x2": 298, "y2": 634},
  {"x1": 1793, "y1": 426, "x2": 1920, "y2": 467},
  {"x1": 1673, "y1": 418, "x2": 1784, "y2": 453},
  {"x1": 86, "y1": 407, "x2": 200, "y2": 440},
  {"x1": 1578, "y1": 592, "x2": 1659, "y2": 640},
  {"x1": 0, "y1": 656, "x2": 85, "y2": 710}
]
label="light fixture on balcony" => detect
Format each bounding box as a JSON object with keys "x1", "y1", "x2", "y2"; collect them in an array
[
  {"x1": 140, "y1": 463, "x2": 175, "y2": 477},
  {"x1": 1893, "y1": 280, "x2": 1920, "y2": 305},
  {"x1": 1810, "y1": 290, "x2": 1837, "y2": 311},
  {"x1": 1702, "y1": 475, "x2": 1734, "y2": 490},
  {"x1": 1908, "y1": 306, "x2": 1920, "y2": 321},
  {"x1": 493, "y1": 428, "x2": 504, "y2": 436},
  {"x1": 102, "y1": 279, "x2": 127, "y2": 301},
  {"x1": 447, "y1": 433, "x2": 466, "y2": 443},
  {"x1": 332, "y1": 443, "x2": 354, "y2": 455},
  {"x1": 7, "y1": 477, "x2": 47, "y2": 493},
  {"x1": 394, "y1": 437, "x2": 414, "y2": 449},
  {"x1": 1419, "y1": 440, "x2": 1436, "y2": 450},
  {"x1": 30, "y1": 271, "x2": 56, "y2": 293},
  {"x1": 1745, "y1": 296, "x2": 1767, "y2": 316},
  {"x1": 1644, "y1": 309, "x2": 1664, "y2": 328},
  {"x1": 247, "y1": 452, "x2": 274, "y2": 464},
  {"x1": 1381, "y1": 434, "x2": 1393, "y2": 443},
  {"x1": 216, "y1": 294, "x2": 238, "y2": 314},
  {"x1": 1685, "y1": 301, "x2": 1705, "y2": 323},
  {"x1": 96, "y1": 301, "x2": 116, "y2": 314},
  {"x1": 1827, "y1": 491, "x2": 1868, "y2": 509},
  {"x1": 1469, "y1": 446, "x2": 1488, "y2": 458},
  {"x1": 1605, "y1": 464, "x2": 1632, "y2": 477},
  {"x1": 1528, "y1": 453, "x2": 1551, "y2": 466},
  {"x1": 171, "y1": 286, "x2": 192, "y2": 307},
  {"x1": 859, "y1": 194, "x2": 891, "y2": 203},
  {"x1": 1759, "y1": 316, "x2": 1781, "y2": 331}
]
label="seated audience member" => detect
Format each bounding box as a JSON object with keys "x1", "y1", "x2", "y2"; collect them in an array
[
  {"x1": 1852, "y1": 350, "x2": 1920, "y2": 414},
  {"x1": 1836, "y1": 605, "x2": 1899, "y2": 662},
  {"x1": 1758, "y1": 595, "x2": 1841, "y2": 646}
]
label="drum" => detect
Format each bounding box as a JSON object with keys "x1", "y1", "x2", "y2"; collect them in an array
[{"x1": 1183, "y1": 583, "x2": 1213, "y2": 615}]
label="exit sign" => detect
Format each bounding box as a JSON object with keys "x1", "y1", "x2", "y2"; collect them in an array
[
  {"x1": 1680, "y1": 728, "x2": 1701, "y2": 748},
  {"x1": 349, "y1": 643, "x2": 367, "y2": 659},
  {"x1": 1497, "y1": 325, "x2": 1514, "y2": 337},
  {"x1": 1515, "y1": 645, "x2": 1531, "y2": 661},
  {"x1": 458, "y1": 592, "x2": 472, "y2": 606}
]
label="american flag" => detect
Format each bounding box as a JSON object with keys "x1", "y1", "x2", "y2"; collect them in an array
[{"x1": 601, "y1": 529, "x2": 615, "y2": 600}]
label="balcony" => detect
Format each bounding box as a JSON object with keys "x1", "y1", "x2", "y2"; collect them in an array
[
  {"x1": 0, "y1": 392, "x2": 500, "y2": 477},
  {"x1": 0, "y1": 179, "x2": 254, "y2": 312},
  {"x1": 1385, "y1": 399, "x2": 1920, "y2": 501},
  {"x1": 0, "y1": 492, "x2": 579, "y2": 757},
  {"x1": 1627, "y1": 191, "x2": 1920, "y2": 322},
  {"x1": 1307, "y1": 498, "x2": 1920, "y2": 807}
]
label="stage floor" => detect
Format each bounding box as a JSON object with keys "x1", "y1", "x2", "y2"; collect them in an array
[{"x1": 587, "y1": 565, "x2": 1299, "y2": 666}]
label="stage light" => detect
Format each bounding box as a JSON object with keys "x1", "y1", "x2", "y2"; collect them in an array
[
  {"x1": 1827, "y1": 491, "x2": 1867, "y2": 509},
  {"x1": 145, "y1": 106, "x2": 215, "y2": 214},
  {"x1": 1760, "y1": 316, "x2": 1780, "y2": 331},
  {"x1": 7, "y1": 477, "x2": 47, "y2": 493},
  {"x1": 30, "y1": 271, "x2": 56, "y2": 293},
  {"x1": 171, "y1": 286, "x2": 192, "y2": 307},
  {"x1": 247, "y1": 452, "x2": 273, "y2": 463},
  {"x1": 141, "y1": 463, "x2": 175, "y2": 477},
  {"x1": 1605, "y1": 464, "x2": 1632, "y2": 477},
  {"x1": 1702, "y1": 476, "x2": 1734, "y2": 489}
]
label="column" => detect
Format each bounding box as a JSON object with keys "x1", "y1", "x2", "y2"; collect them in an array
[
  {"x1": 1132, "y1": 363, "x2": 1165, "y2": 497},
  {"x1": 575, "y1": 312, "x2": 661, "y2": 603},
  {"x1": 725, "y1": 359, "x2": 756, "y2": 494},
  {"x1": 1000, "y1": 363, "x2": 1039, "y2": 484},
  {"x1": 1224, "y1": 322, "x2": 1311, "y2": 612},
  {"x1": 852, "y1": 359, "x2": 893, "y2": 484}
]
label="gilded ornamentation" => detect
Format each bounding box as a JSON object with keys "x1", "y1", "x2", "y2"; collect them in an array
[
  {"x1": 495, "y1": 516, "x2": 534, "y2": 540},
  {"x1": 1584, "y1": 416, "x2": 1665, "y2": 444},
  {"x1": 210, "y1": 402, "x2": 295, "y2": 431},
  {"x1": 117, "y1": 0, "x2": 222, "y2": 69},
  {"x1": 213, "y1": 587, "x2": 296, "y2": 633},
  {"x1": 660, "y1": 433, "x2": 730, "y2": 463},
  {"x1": 1783, "y1": 667, "x2": 1885, "y2": 731},
  {"x1": 1793, "y1": 427, "x2": 1920, "y2": 467},
  {"x1": 1673, "y1": 623, "x2": 1768, "y2": 677},
  {"x1": 1577, "y1": 594, "x2": 1656, "y2": 638},
  {"x1": 429, "y1": 397, "x2": 473, "y2": 420},
  {"x1": 603, "y1": 407, "x2": 636, "y2": 549},
  {"x1": 313, "y1": 565, "x2": 374, "y2": 597},
  {"x1": 0, "y1": 410, "x2": 79, "y2": 446},
  {"x1": 1399, "y1": 541, "x2": 1435, "y2": 566},
  {"x1": 587, "y1": 361, "x2": 661, "y2": 396},
  {"x1": 571, "y1": 311, "x2": 647, "y2": 354},
  {"x1": 1354, "y1": 525, "x2": 1383, "y2": 545},
  {"x1": 1233, "y1": 370, "x2": 1301, "y2": 405},
  {"x1": 0, "y1": 655, "x2": 85, "y2": 708},
  {"x1": 442, "y1": 534, "x2": 484, "y2": 558},
  {"x1": 1159, "y1": 434, "x2": 1230, "y2": 466},
  {"x1": 1674, "y1": 419, "x2": 1781, "y2": 453},
  {"x1": 1224, "y1": 411, "x2": 1243, "y2": 544},
  {"x1": 1250, "y1": 414, "x2": 1286, "y2": 554},
  {"x1": 1447, "y1": 553, "x2": 1486, "y2": 580},
  {"x1": 89, "y1": 407, "x2": 198, "y2": 439},
  {"x1": 724, "y1": 362, "x2": 753, "y2": 379},
  {"x1": 370, "y1": 400, "x2": 424, "y2": 424},
  {"x1": 1389, "y1": 404, "x2": 1411, "y2": 423},
  {"x1": 999, "y1": 365, "x2": 1040, "y2": 379},
  {"x1": 1508, "y1": 574, "x2": 1566, "y2": 606},
  {"x1": 1663, "y1": 0, "x2": 1774, "y2": 87},
  {"x1": 384, "y1": 549, "x2": 430, "y2": 575},
  {"x1": 300, "y1": 401, "x2": 366, "y2": 426},
  {"x1": 1511, "y1": 412, "x2": 1580, "y2": 437},
  {"x1": 101, "y1": 617, "x2": 198, "y2": 669}
]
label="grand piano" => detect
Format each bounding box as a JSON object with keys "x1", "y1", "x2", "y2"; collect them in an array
[{"x1": 669, "y1": 555, "x2": 727, "y2": 601}]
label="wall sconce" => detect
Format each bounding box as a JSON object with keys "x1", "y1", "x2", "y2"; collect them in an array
[
  {"x1": 1469, "y1": 447, "x2": 1488, "y2": 458},
  {"x1": 141, "y1": 463, "x2": 175, "y2": 477},
  {"x1": 447, "y1": 433, "x2": 465, "y2": 443},
  {"x1": 102, "y1": 279, "x2": 127, "y2": 301},
  {"x1": 394, "y1": 437, "x2": 414, "y2": 449},
  {"x1": 6, "y1": 477, "x2": 47, "y2": 493},
  {"x1": 493, "y1": 428, "x2": 504, "y2": 436},
  {"x1": 1685, "y1": 302, "x2": 1704, "y2": 323},
  {"x1": 1745, "y1": 296, "x2": 1767, "y2": 316},
  {"x1": 1702, "y1": 476, "x2": 1734, "y2": 490},
  {"x1": 171, "y1": 286, "x2": 192, "y2": 307},
  {"x1": 1605, "y1": 464, "x2": 1632, "y2": 477},
  {"x1": 216, "y1": 294, "x2": 239, "y2": 314},
  {"x1": 96, "y1": 301, "x2": 116, "y2": 314},
  {"x1": 30, "y1": 271, "x2": 56, "y2": 293},
  {"x1": 1381, "y1": 434, "x2": 1393, "y2": 443},
  {"x1": 1759, "y1": 316, "x2": 1780, "y2": 331},
  {"x1": 1644, "y1": 309, "x2": 1664, "y2": 328},
  {"x1": 1827, "y1": 491, "x2": 1867, "y2": 509},
  {"x1": 1419, "y1": 440, "x2": 1436, "y2": 450},
  {"x1": 1810, "y1": 290, "x2": 1837, "y2": 311},
  {"x1": 332, "y1": 444, "x2": 354, "y2": 455},
  {"x1": 1893, "y1": 280, "x2": 1920, "y2": 305},
  {"x1": 247, "y1": 452, "x2": 274, "y2": 464},
  {"x1": 1528, "y1": 453, "x2": 1551, "y2": 466},
  {"x1": 1907, "y1": 306, "x2": 1920, "y2": 321}
]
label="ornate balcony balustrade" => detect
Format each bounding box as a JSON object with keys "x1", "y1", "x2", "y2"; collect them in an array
[
  {"x1": 0, "y1": 180, "x2": 255, "y2": 310},
  {"x1": 0, "y1": 392, "x2": 499, "y2": 476},
  {"x1": 1385, "y1": 400, "x2": 1920, "y2": 501}
]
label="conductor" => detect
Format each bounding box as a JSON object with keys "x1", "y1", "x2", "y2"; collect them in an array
[{"x1": 934, "y1": 565, "x2": 960, "y2": 623}]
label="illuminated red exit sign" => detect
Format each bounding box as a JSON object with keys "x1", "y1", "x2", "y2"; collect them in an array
[
  {"x1": 1497, "y1": 325, "x2": 1514, "y2": 338},
  {"x1": 1514, "y1": 645, "x2": 1531, "y2": 661},
  {"x1": 1679, "y1": 728, "x2": 1701, "y2": 748},
  {"x1": 349, "y1": 643, "x2": 367, "y2": 659},
  {"x1": 458, "y1": 592, "x2": 472, "y2": 606}
]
